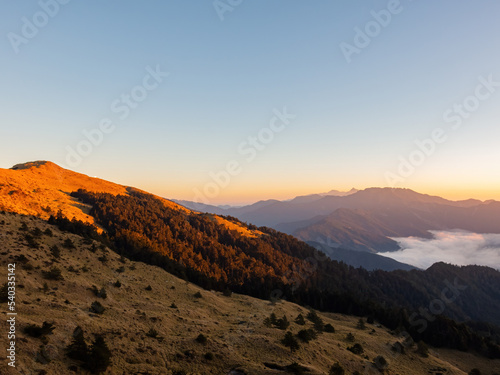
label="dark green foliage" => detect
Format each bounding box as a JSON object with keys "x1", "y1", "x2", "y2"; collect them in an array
[
  {"x1": 329, "y1": 362, "x2": 345, "y2": 375},
  {"x1": 196, "y1": 333, "x2": 207, "y2": 344},
  {"x1": 204, "y1": 352, "x2": 214, "y2": 360},
  {"x1": 42, "y1": 266, "x2": 63, "y2": 280},
  {"x1": 50, "y1": 245, "x2": 61, "y2": 259},
  {"x1": 65, "y1": 189, "x2": 500, "y2": 358},
  {"x1": 347, "y1": 343, "x2": 364, "y2": 355},
  {"x1": 66, "y1": 326, "x2": 88, "y2": 362},
  {"x1": 284, "y1": 362, "x2": 309, "y2": 374},
  {"x1": 356, "y1": 318, "x2": 366, "y2": 330},
  {"x1": 297, "y1": 329, "x2": 317, "y2": 343},
  {"x1": 24, "y1": 322, "x2": 55, "y2": 338},
  {"x1": 24, "y1": 234, "x2": 39, "y2": 249},
  {"x1": 85, "y1": 335, "x2": 111, "y2": 374},
  {"x1": 276, "y1": 315, "x2": 290, "y2": 330},
  {"x1": 0, "y1": 283, "x2": 8, "y2": 303},
  {"x1": 91, "y1": 286, "x2": 107, "y2": 299},
  {"x1": 113, "y1": 280, "x2": 121, "y2": 288},
  {"x1": 145, "y1": 285, "x2": 152, "y2": 291},
  {"x1": 306, "y1": 310, "x2": 324, "y2": 331},
  {"x1": 324, "y1": 323, "x2": 335, "y2": 333},
  {"x1": 282, "y1": 331, "x2": 300, "y2": 352},
  {"x1": 391, "y1": 341, "x2": 405, "y2": 354},
  {"x1": 295, "y1": 313, "x2": 306, "y2": 325},
  {"x1": 264, "y1": 362, "x2": 310, "y2": 374},
  {"x1": 90, "y1": 301, "x2": 105, "y2": 314},
  {"x1": 31, "y1": 227, "x2": 43, "y2": 238},
  {"x1": 417, "y1": 340, "x2": 429, "y2": 357},
  {"x1": 373, "y1": 355, "x2": 388, "y2": 370},
  {"x1": 146, "y1": 328, "x2": 159, "y2": 338},
  {"x1": 63, "y1": 238, "x2": 75, "y2": 249},
  {"x1": 264, "y1": 313, "x2": 290, "y2": 330}
]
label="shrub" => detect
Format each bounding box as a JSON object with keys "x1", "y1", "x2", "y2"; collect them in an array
[
  {"x1": 194, "y1": 291, "x2": 202, "y2": 298},
  {"x1": 85, "y1": 335, "x2": 111, "y2": 374},
  {"x1": 297, "y1": 329, "x2": 317, "y2": 343},
  {"x1": 196, "y1": 333, "x2": 207, "y2": 344},
  {"x1": 145, "y1": 285, "x2": 152, "y2": 291},
  {"x1": 42, "y1": 267, "x2": 63, "y2": 280},
  {"x1": 391, "y1": 341, "x2": 405, "y2": 354},
  {"x1": 329, "y1": 362, "x2": 345, "y2": 375},
  {"x1": 223, "y1": 289, "x2": 232, "y2": 297},
  {"x1": 0, "y1": 283, "x2": 8, "y2": 303},
  {"x1": 469, "y1": 369, "x2": 481, "y2": 375},
  {"x1": 276, "y1": 315, "x2": 290, "y2": 330},
  {"x1": 66, "y1": 326, "x2": 88, "y2": 362},
  {"x1": 63, "y1": 238, "x2": 75, "y2": 249},
  {"x1": 347, "y1": 343, "x2": 364, "y2": 355},
  {"x1": 282, "y1": 331, "x2": 300, "y2": 352},
  {"x1": 113, "y1": 280, "x2": 121, "y2": 288},
  {"x1": 25, "y1": 234, "x2": 39, "y2": 249},
  {"x1": 295, "y1": 313, "x2": 306, "y2": 325},
  {"x1": 204, "y1": 352, "x2": 214, "y2": 360},
  {"x1": 116, "y1": 266, "x2": 125, "y2": 273},
  {"x1": 345, "y1": 333, "x2": 355, "y2": 342},
  {"x1": 324, "y1": 323, "x2": 335, "y2": 333},
  {"x1": 90, "y1": 301, "x2": 105, "y2": 314},
  {"x1": 146, "y1": 328, "x2": 159, "y2": 338},
  {"x1": 24, "y1": 322, "x2": 55, "y2": 338},
  {"x1": 170, "y1": 302, "x2": 177, "y2": 308},
  {"x1": 356, "y1": 318, "x2": 366, "y2": 330},
  {"x1": 285, "y1": 362, "x2": 309, "y2": 374},
  {"x1": 417, "y1": 340, "x2": 429, "y2": 357},
  {"x1": 44, "y1": 228, "x2": 53, "y2": 237},
  {"x1": 91, "y1": 286, "x2": 107, "y2": 299},
  {"x1": 373, "y1": 355, "x2": 388, "y2": 370}
]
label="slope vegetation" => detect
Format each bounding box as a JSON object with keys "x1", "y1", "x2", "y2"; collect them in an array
[{"x1": 1, "y1": 212, "x2": 499, "y2": 374}]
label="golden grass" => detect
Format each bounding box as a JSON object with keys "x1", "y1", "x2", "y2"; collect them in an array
[
  {"x1": 0, "y1": 161, "x2": 190, "y2": 226},
  {"x1": 1, "y1": 212, "x2": 498, "y2": 374}
]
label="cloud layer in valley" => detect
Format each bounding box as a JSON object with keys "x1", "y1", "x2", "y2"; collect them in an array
[{"x1": 377, "y1": 231, "x2": 500, "y2": 270}]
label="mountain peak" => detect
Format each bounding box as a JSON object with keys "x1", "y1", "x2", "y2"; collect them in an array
[{"x1": 11, "y1": 160, "x2": 53, "y2": 170}]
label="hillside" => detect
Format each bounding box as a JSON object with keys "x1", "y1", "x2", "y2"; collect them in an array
[
  {"x1": 0, "y1": 161, "x2": 189, "y2": 226},
  {"x1": 1, "y1": 212, "x2": 499, "y2": 374},
  {"x1": 1, "y1": 161, "x2": 500, "y2": 362}
]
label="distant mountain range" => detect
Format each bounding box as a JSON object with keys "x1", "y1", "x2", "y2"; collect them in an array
[{"x1": 176, "y1": 188, "x2": 500, "y2": 256}]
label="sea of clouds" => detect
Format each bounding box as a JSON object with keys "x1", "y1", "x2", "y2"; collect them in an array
[{"x1": 377, "y1": 230, "x2": 500, "y2": 270}]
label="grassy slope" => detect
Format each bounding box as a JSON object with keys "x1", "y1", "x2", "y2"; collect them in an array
[{"x1": 1, "y1": 212, "x2": 499, "y2": 374}]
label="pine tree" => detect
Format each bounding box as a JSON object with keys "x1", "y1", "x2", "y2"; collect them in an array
[
  {"x1": 282, "y1": 331, "x2": 300, "y2": 352},
  {"x1": 86, "y1": 335, "x2": 111, "y2": 374},
  {"x1": 66, "y1": 326, "x2": 88, "y2": 362},
  {"x1": 295, "y1": 313, "x2": 306, "y2": 325}
]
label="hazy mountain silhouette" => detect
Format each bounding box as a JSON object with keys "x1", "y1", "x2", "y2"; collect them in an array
[{"x1": 178, "y1": 188, "x2": 500, "y2": 255}]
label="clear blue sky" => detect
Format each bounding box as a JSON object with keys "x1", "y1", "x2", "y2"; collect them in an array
[{"x1": 1, "y1": 0, "x2": 500, "y2": 204}]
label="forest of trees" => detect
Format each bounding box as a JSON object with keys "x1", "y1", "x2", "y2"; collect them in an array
[{"x1": 47, "y1": 189, "x2": 500, "y2": 358}]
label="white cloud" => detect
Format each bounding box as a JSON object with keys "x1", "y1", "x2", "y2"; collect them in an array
[{"x1": 377, "y1": 230, "x2": 500, "y2": 270}]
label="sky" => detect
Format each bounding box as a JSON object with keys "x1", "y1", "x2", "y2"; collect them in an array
[
  {"x1": 378, "y1": 231, "x2": 500, "y2": 270},
  {"x1": 1, "y1": 0, "x2": 500, "y2": 205}
]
